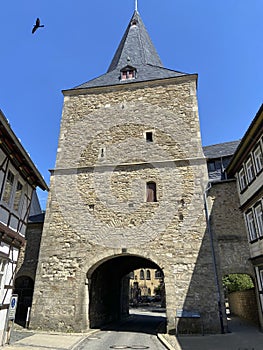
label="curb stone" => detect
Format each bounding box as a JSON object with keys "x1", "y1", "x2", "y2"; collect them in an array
[{"x1": 157, "y1": 334, "x2": 181, "y2": 350}]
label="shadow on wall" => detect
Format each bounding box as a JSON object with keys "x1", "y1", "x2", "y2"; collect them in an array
[{"x1": 175, "y1": 181, "x2": 252, "y2": 335}]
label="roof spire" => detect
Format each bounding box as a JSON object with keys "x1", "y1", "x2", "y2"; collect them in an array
[{"x1": 135, "y1": 0, "x2": 138, "y2": 12}]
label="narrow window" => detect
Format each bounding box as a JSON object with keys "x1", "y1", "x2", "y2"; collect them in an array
[
  {"x1": 238, "y1": 168, "x2": 247, "y2": 192},
  {"x1": 155, "y1": 270, "x2": 162, "y2": 279},
  {"x1": 99, "y1": 147, "x2": 105, "y2": 159},
  {"x1": 2, "y1": 170, "x2": 14, "y2": 205},
  {"x1": 146, "y1": 270, "x2": 151, "y2": 280},
  {"x1": 208, "y1": 161, "x2": 216, "y2": 172},
  {"x1": 0, "y1": 259, "x2": 7, "y2": 291},
  {"x1": 245, "y1": 157, "x2": 255, "y2": 183},
  {"x1": 120, "y1": 67, "x2": 136, "y2": 81},
  {"x1": 146, "y1": 181, "x2": 157, "y2": 202},
  {"x1": 246, "y1": 211, "x2": 257, "y2": 241},
  {"x1": 130, "y1": 271, "x2": 134, "y2": 279},
  {"x1": 253, "y1": 145, "x2": 263, "y2": 174},
  {"x1": 140, "y1": 269, "x2": 144, "y2": 280},
  {"x1": 145, "y1": 131, "x2": 153, "y2": 142},
  {"x1": 254, "y1": 204, "x2": 263, "y2": 237},
  {"x1": 13, "y1": 181, "x2": 23, "y2": 212}
]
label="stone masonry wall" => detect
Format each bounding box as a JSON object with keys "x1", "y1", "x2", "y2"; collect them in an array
[
  {"x1": 30, "y1": 77, "x2": 223, "y2": 333},
  {"x1": 208, "y1": 181, "x2": 254, "y2": 277},
  {"x1": 228, "y1": 289, "x2": 259, "y2": 325}
]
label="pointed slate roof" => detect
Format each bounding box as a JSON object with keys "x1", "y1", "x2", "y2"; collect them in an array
[{"x1": 73, "y1": 11, "x2": 189, "y2": 90}]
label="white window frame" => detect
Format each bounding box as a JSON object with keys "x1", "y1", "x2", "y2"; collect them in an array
[
  {"x1": 238, "y1": 167, "x2": 247, "y2": 191},
  {"x1": 253, "y1": 144, "x2": 263, "y2": 174},
  {"x1": 254, "y1": 203, "x2": 263, "y2": 237},
  {"x1": 246, "y1": 211, "x2": 257, "y2": 241},
  {"x1": 245, "y1": 157, "x2": 255, "y2": 183}
]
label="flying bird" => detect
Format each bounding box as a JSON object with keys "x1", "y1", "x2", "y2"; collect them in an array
[{"x1": 32, "y1": 18, "x2": 44, "y2": 34}]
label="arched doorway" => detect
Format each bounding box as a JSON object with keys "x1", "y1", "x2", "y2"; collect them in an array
[
  {"x1": 223, "y1": 273, "x2": 259, "y2": 327},
  {"x1": 13, "y1": 276, "x2": 34, "y2": 327},
  {"x1": 87, "y1": 254, "x2": 166, "y2": 328}
]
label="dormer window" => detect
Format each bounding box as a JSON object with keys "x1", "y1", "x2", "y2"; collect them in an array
[
  {"x1": 120, "y1": 65, "x2": 136, "y2": 81},
  {"x1": 131, "y1": 19, "x2": 138, "y2": 27}
]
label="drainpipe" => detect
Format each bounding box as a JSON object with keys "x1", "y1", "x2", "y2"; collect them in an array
[{"x1": 204, "y1": 182, "x2": 225, "y2": 334}]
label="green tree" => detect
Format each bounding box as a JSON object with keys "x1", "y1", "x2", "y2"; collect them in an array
[{"x1": 223, "y1": 274, "x2": 254, "y2": 294}]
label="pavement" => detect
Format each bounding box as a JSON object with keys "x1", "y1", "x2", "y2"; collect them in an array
[
  {"x1": 158, "y1": 316, "x2": 263, "y2": 350},
  {"x1": 2, "y1": 316, "x2": 263, "y2": 350}
]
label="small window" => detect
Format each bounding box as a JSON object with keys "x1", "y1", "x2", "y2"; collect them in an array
[
  {"x1": 245, "y1": 158, "x2": 255, "y2": 183},
  {"x1": 146, "y1": 270, "x2": 151, "y2": 280},
  {"x1": 253, "y1": 145, "x2": 263, "y2": 174},
  {"x1": 207, "y1": 161, "x2": 216, "y2": 172},
  {"x1": 246, "y1": 211, "x2": 257, "y2": 241},
  {"x1": 140, "y1": 269, "x2": 144, "y2": 280},
  {"x1": 13, "y1": 181, "x2": 23, "y2": 212},
  {"x1": 155, "y1": 270, "x2": 162, "y2": 279},
  {"x1": 238, "y1": 168, "x2": 247, "y2": 192},
  {"x1": 254, "y1": 203, "x2": 263, "y2": 237},
  {"x1": 129, "y1": 271, "x2": 134, "y2": 279},
  {"x1": 99, "y1": 147, "x2": 105, "y2": 159},
  {"x1": 145, "y1": 131, "x2": 153, "y2": 142},
  {"x1": 2, "y1": 170, "x2": 14, "y2": 205},
  {"x1": 146, "y1": 181, "x2": 157, "y2": 202},
  {"x1": 120, "y1": 65, "x2": 136, "y2": 81}
]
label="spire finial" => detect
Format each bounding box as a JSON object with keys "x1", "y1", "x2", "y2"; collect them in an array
[{"x1": 135, "y1": 0, "x2": 138, "y2": 12}]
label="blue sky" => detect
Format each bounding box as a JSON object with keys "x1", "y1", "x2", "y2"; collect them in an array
[{"x1": 0, "y1": 1, "x2": 262, "y2": 208}]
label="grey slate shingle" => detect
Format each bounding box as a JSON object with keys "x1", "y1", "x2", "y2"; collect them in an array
[
  {"x1": 73, "y1": 11, "x2": 189, "y2": 90},
  {"x1": 203, "y1": 140, "x2": 241, "y2": 159}
]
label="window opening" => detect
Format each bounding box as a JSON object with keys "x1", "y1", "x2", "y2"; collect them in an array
[
  {"x1": 13, "y1": 181, "x2": 23, "y2": 212},
  {"x1": 120, "y1": 65, "x2": 136, "y2": 81},
  {"x1": 146, "y1": 270, "x2": 151, "y2": 280},
  {"x1": 238, "y1": 168, "x2": 247, "y2": 192},
  {"x1": 146, "y1": 181, "x2": 157, "y2": 202},
  {"x1": 140, "y1": 269, "x2": 144, "y2": 280},
  {"x1": 2, "y1": 170, "x2": 14, "y2": 205},
  {"x1": 246, "y1": 211, "x2": 257, "y2": 241},
  {"x1": 145, "y1": 131, "x2": 153, "y2": 142},
  {"x1": 208, "y1": 161, "x2": 216, "y2": 172},
  {"x1": 254, "y1": 203, "x2": 263, "y2": 237},
  {"x1": 155, "y1": 270, "x2": 162, "y2": 279},
  {"x1": 245, "y1": 157, "x2": 255, "y2": 183},
  {"x1": 253, "y1": 145, "x2": 263, "y2": 174}
]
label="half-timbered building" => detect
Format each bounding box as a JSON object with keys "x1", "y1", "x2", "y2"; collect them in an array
[{"x1": 0, "y1": 109, "x2": 48, "y2": 342}]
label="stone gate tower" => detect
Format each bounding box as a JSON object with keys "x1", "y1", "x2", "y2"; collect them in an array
[{"x1": 30, "y1": 10, "x2": 224, "y2": 333}]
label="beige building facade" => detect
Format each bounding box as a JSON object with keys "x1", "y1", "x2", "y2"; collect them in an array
[{"x1": 0, "y1": 110, "x2": 47, "y2": 343}]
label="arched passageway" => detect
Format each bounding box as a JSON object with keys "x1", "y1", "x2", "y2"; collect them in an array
[
  {"x1": 223, "y1": 273, "x2": 259, "y2": 327},
  {"x1": 14, "y1": 276, "x2": 34, "y2": 327},
  {"x1": 87, "y1": 254, "x2": 166, "y2": 328}
]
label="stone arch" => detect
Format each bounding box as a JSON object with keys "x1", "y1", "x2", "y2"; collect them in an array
[{"x1": 87, "y1": 253, "x2": 165, "y2": 328}]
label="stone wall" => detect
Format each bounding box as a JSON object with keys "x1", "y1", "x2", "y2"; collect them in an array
[
  {"x1": 208, "y1": 181, "x2": 253, "y2": 277},
  {"x1": 16, "y1": 221, "x2": 44, "y2": 281},
  {"x1": 228, "y1": 289, "x2": 259, "y2": 325},
  {"x1": 30, "y1": 77, "x2": 225, "y2": 334}
]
